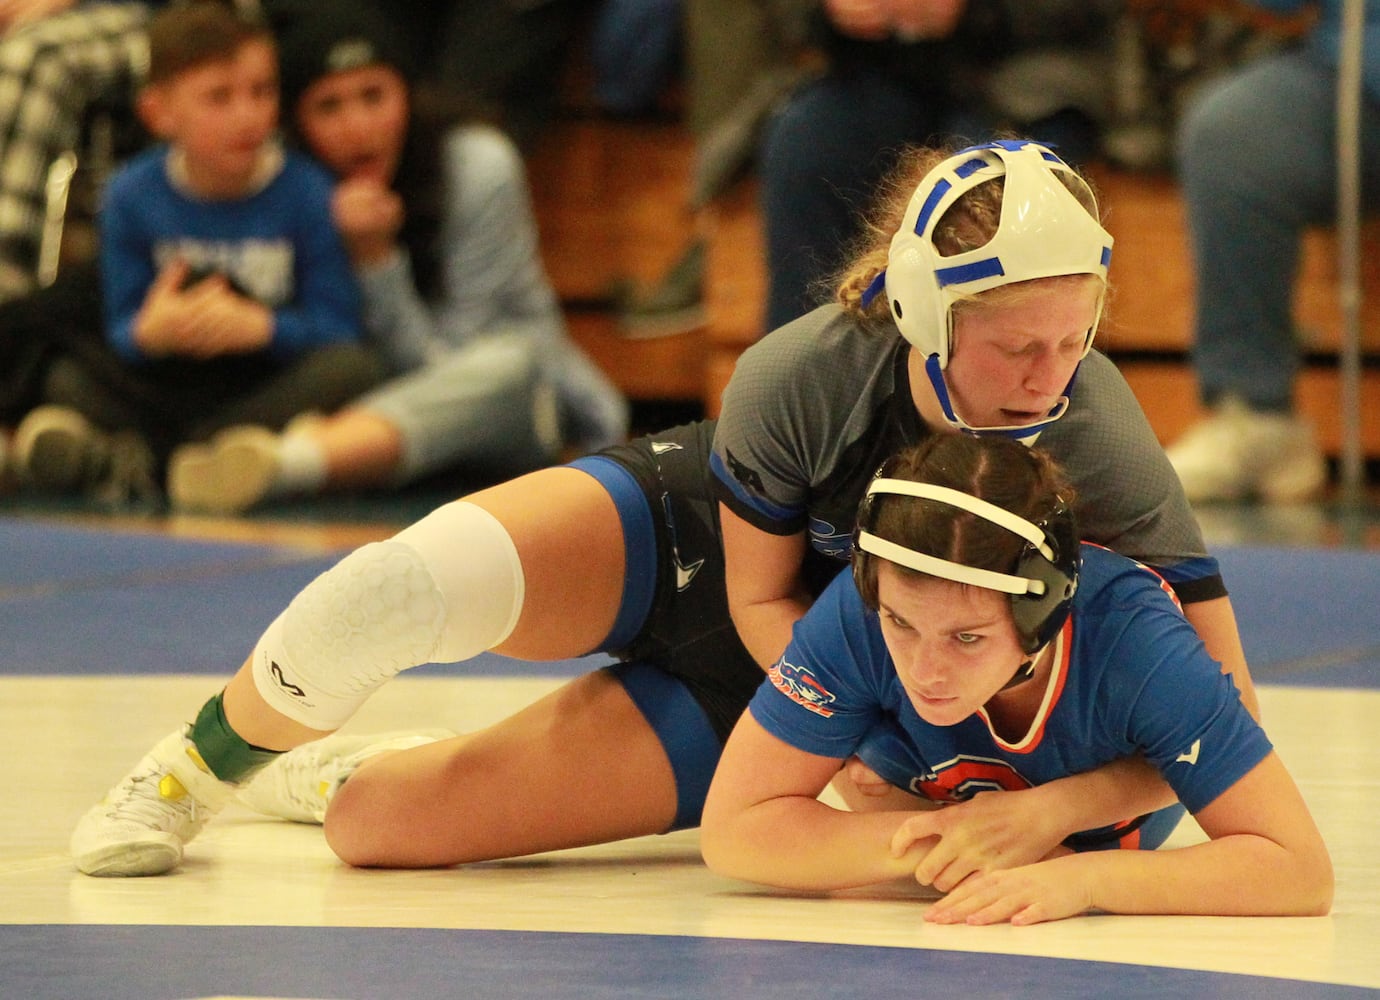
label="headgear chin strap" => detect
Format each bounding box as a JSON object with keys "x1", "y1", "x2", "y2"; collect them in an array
[
  {"x1": 854, "y1": 478, "x2": 1079, "y2": 655},
  {"x1": 861, "y1": 139, "x2": 1113, "y2": 437},
  {"x1": 923, "y1": 354, "x2": 1073, "y2": 440}
]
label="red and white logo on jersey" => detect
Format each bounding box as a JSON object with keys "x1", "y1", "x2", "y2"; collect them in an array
[
  {"x1": 910, "y1": 753, "x2": 1032, "y2": 801},
  {"x1": 768, "y1": 658, "x2": 837, "y2": 718}
]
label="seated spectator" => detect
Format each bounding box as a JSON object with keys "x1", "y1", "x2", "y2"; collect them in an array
[
  {"x1": 7, "y1": 1, "x2": 383, "y2": 505},
  {"x1": 165, "y1": 0, "x2": 628, "y2": 514},
  {"x1": 1164, "y1": 0, "x2": 1378, "y2": 503},
  {"x1": 0, "y1": 0, "x2": 164, "y2": 302}
]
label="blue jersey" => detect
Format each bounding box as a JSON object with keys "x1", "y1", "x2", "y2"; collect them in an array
[{"x1": 748, "y1": 544, "x2": 1272, "y2": 850}]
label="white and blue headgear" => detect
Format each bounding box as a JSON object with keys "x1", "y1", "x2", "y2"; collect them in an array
[{"x1": 861, "y1": 139, "x2": 1113, "y2": 437}]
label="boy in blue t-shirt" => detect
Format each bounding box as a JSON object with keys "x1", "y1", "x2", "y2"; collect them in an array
[{"x1": 9, "y1": 2, "x2": 382, "y2": 505}]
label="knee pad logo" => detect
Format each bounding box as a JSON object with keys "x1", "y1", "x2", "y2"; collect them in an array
[{"x1": 269, "y1": 660, "x2": 306, "y2": 699}]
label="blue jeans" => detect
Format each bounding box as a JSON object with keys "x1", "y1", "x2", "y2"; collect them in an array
[
  {"x1": 588, "y1": 0, "x2": 682, "y2": 115},
  {"x1": 758, "y1": 67, "x2": 1098, "y2": 331},
  {"x1": 1177, "y1": 48, "x2": 1380, "y2": 412}
]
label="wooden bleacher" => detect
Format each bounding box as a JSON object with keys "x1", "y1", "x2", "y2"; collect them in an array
[{"x1": 526, "y1": 116, "x2": 710, "y2": 407}]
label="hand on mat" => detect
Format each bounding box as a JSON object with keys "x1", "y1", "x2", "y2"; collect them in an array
[{"x1": 922, "y1": 856, "x2": 1093, "y2": 926}]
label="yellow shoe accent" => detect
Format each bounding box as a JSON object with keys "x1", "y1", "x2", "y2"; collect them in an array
[
  {"x1": 158, "y1": 773, "x2": 188, "y2": 801},
  {"x1": 185, "y1": 744, "x2": 214, "y2": 774}
]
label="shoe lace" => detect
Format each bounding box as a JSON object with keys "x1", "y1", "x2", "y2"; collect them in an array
[
  {"x1": 104, "y1": 769, "x2": 199, "y2": 833},
  {"x1": 280, "y1": 749, "x2": 337, "y2": 810}
]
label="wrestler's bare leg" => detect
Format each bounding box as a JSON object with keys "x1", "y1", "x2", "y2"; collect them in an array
[{"x1": 323, "y1": 668, "x2": 676, "y2": 866}]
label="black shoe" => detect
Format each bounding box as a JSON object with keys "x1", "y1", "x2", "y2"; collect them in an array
[
  {"x1": 12, "y1": 405, "x2": 106, "y2": 492},
  {"x1": 12, "y1": 405, "x2": 159, "y2": 506}
]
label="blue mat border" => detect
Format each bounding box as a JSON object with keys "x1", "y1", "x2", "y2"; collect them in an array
[{"x1": 1, "y1": 925, "x2": 1371, "y2": 1000}]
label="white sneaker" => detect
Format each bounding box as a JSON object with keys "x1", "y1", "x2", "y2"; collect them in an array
[
  {"x1": 1166, "y1": 398, "x2": 1328, "y2": 503},
  {"x1": 168, "y1": 425, "x2": 281, "y2": 514},
  {"x1": 237, "y1": 730, "x2": 451, "y2": 824},
  {"x1": 70, "y1": 726, "x2": 237, "y2": 877}
]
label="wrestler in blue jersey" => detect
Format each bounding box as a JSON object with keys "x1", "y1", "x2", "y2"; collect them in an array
[
  {"x1": 749, "y1": 544, "x2": 1271, "y2": 852},
  {"x1": 702, "y1": 433, "x2": 1330, "y2": 925}
]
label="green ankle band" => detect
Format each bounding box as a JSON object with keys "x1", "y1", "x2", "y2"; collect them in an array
[{"x1": 189, "y1": 691, "x2": 281, "y2": 783}]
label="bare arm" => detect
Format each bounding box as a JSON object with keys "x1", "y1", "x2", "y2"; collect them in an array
[
  {"x1": 719, "y1": 503, "x2": 813, "y2": 669},
  {"x1": 823, "y1": 0, "x2": 966, "y2": 41},
  {"x1": 701, "y1": 712, "x2": 933, "y2": 890},
  {"x1": 0, "y1": 0, "x2": 77, "y2": 32},
  {"x1": 924, "y1": 753, "x2": 1333, "y2": 924}
]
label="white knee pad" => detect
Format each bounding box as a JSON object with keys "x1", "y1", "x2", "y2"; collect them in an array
[{"x1": 251, "y1": 501, "x2": 525, "y2": 729}]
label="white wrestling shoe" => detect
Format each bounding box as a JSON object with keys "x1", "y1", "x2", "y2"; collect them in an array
[
  {"x1": 237, "y1": 730, "x2": 452, "y2": 824},
  {"x1": 70, "y1": 726, "x2": 237, "y2": 877}
]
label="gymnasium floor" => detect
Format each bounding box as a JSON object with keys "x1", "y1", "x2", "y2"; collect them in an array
[{"x1": 2, "y1": 499, "x2": 1379, "y2": 999}]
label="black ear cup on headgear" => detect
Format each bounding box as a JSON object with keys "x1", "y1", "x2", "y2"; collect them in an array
[{"x1": 1010, "y1": 503, "x2": 1079, "y2": 654}]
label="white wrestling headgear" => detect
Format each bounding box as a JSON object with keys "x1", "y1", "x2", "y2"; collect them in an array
[{"x1": 861, "y1": 140, "x2": 1113, "y2": 437}]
